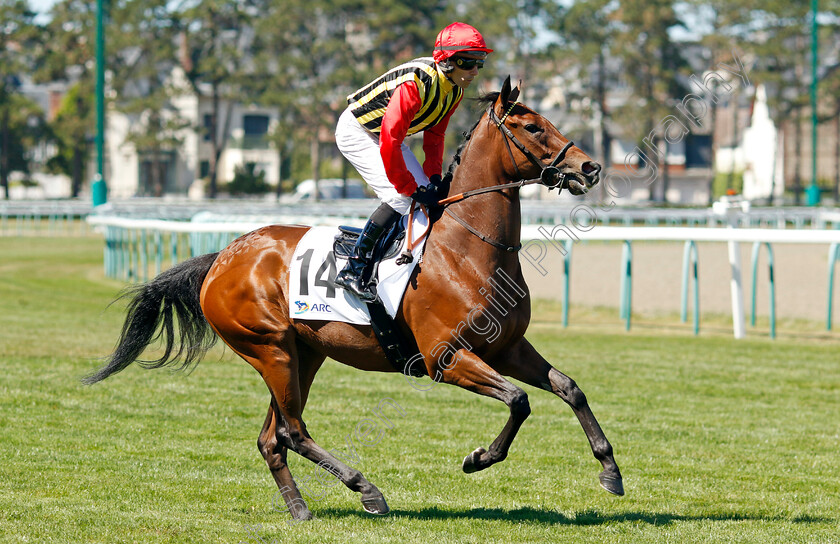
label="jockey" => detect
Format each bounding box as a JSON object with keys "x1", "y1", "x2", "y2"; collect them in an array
[{"x1": 334, "y1": 22, "x2": 493, "y2": 301}]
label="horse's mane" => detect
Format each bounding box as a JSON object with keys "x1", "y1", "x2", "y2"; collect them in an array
[
  {"x1": 476, "y1": 92, "x2": 500, "y2": 107},
  {"x1": 445, "y1": 93, "x2": 500, "y2": 177}
]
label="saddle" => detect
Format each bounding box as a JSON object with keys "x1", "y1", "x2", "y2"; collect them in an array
[
  {"x1": 333, "y1": 223, "x2": 406, "y2": 262},
  {"x1": 332, "y1": 219, "x2": 425, "y2": 378},
  {"x1": 333, "y1": 219, "x2": 406, "y2": 287}
]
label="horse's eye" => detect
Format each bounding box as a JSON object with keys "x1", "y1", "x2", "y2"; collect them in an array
[{"x1": 524, "y1": 124, "x2": 543, "y2": 134}]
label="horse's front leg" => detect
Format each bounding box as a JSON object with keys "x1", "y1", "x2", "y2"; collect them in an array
[
  {"x1": 492, "y1": 338, "x2": 624, "y2": 496},
  {"x1": 422, "y1": 349, "x2": 531, "y2": 473}
]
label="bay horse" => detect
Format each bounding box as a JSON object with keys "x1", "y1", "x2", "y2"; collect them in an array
[{"x1": 84, "y1": 77, "x2": 623, "y2": 520}]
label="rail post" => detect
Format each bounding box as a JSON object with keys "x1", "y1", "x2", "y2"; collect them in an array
[
  {"x1": 750, "y1": 241, "x2": 776, "y2": 339},
  {"x1": 619, "y1": 240, "x2": 632, "y2": 331},
  {"x1": 713, "y1": 197, "x2": 748, "y2": 339},
  {"x1": 827, "y1": 243, "x2": 840, "y2": 330},
  {"x1": 562, "y1": 239, "x2": 572, "y2": 328},
  {"x1": 681, "y1": 240, "x2": 700, "y2": 335}
]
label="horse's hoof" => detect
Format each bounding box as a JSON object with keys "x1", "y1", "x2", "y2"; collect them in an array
[
  {"x1": 290, "y1": 507, "x2": 313, "y2": 522},
  {"x1": 462, "y1": 447, "x2": 487, "y2": 474},
  {"x1": 599, "y1": 471, "x2": 625, "y2": 496},
  {"x1": 361, "y1": 493, "x2": 389, "y2": 515}
]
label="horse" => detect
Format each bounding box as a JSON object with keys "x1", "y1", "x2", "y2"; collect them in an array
[{"x1": 84, "y1": 76, "x2": 623, "y2": 520}]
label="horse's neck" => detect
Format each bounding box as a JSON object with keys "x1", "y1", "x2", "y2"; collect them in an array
[{"x1": 437, "y1": 138, "x2": 522, "y2": 274}]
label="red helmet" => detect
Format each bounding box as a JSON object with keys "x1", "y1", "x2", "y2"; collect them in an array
[{"x1": 433, "y1": 22, "x2": 493, "y2": 63}]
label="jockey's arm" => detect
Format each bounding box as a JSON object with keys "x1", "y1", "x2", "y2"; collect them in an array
[
  {"x1": 422, "y1": 96, "x2": 461, "y2": 180},
  {"x1": 379, "y1": 82, "x2": 422, "y2": 196}
]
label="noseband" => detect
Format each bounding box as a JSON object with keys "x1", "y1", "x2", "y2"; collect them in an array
[{"x1": 438, "y1": 102, "x2": 576, "y2": 253}]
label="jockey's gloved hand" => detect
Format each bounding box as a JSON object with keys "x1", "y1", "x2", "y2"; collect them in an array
[
  {"x1": 411, "y1": 184, "x2": 441, "y2": 207},
  {"x1": 429, "y1": 173, "x2": 452, "y2": 200}
]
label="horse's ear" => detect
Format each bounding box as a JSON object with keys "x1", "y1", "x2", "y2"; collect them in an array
[
  {"x1": 499, "y1": 76, "x2": 512, "y2": 105},
  {"x1": 509, "y1": 82, "x2": 520, "y2": 104}
]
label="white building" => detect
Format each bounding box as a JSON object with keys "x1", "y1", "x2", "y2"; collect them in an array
[
  {"x1": 741, "y1": 85, "x2": 784, "y2": 202},
  {"x1": 104, "y1": 67, "x2": 281, "y2": 199}
]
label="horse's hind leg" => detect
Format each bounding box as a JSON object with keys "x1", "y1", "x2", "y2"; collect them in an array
[
  {"x1": 253, "y1": 338, "x2": 390, "y2": 516},
  {"x1": 257, "y1": 341, "x2": 325, "y2": 521},
  {"x1": 257, "y1": 403, "x2": 311, "y2": 521},
  {"x1": 493, "y1": 338, "x2": 624, "y2": 496}
]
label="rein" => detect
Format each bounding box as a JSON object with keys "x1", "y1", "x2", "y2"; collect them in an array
[
  {"x1": 435, "y1": 103, "x2": 575, "y2": 252},
  {"x1": 437, "y1": 175, "x2": 549, "y2": 206}
]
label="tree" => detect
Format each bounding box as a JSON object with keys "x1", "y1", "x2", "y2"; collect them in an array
[
  {"x1": 176, "y1": 0, "x2": 256, "y2": 199},
  {"x1": 251, "y1": 0, "x2": 440, "y2": 199},
  {"x1": 611, "y1": 0, "x2": 689, "y2": 202},
  {"x1": 813, "y1": 0, "x2": 840, "y2": 202},
  {"x1": 445, "y1": 0, "x2": 559, "y2": 148},
  {"x1": 737, "y1": 2, "x2": 812, "y2": 204},
  {"x1": 36, "y1": 0, "x2": 98, "y2": 197},
  {"x1": 35, "y1": 0, "x2": 96, "y2": 81},
  {"x1": 821, "y1": 64, "x2": 840, "y2": 202},
  {"x1": 108, "y1": 0, "x2": 188, "y2": 197},
  {"x1": 0, "y1": 0, "x2": 43, "y2": 198},
  {"x1": 684, "y1": 0, "x2": 753, "y2": 203},
  {"x1": 545, "y1": 0, "x2": 617, "y2": 168},
  {"x1": 46, "y1": 83, "x2": 92, "y2": 196}
]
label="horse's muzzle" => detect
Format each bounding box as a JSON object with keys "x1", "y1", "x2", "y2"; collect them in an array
[{"x1": 563, "y1": 161, "x2": 601, "y2": 195}]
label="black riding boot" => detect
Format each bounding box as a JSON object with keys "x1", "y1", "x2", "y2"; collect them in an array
[{"x1": 334, "y1": 203, "x2": 401, "y2": 301}]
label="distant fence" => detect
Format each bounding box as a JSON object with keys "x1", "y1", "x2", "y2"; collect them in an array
[
  {"x1": 0, "y1": 201, "x2": 93, "y2": 236},
  {"x1": 6, "y1": 198, "x2": 840, "y2": 236},
  {"x1": 518, "y1": 225, "x2": 840, "y2": 338},
  {"x1": 86, "y1": 214, "x2": 840, "y2": 339}
]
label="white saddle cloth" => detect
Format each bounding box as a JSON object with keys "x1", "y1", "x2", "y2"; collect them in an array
[{"x1": 288, "y1": 212, "x2": 429, "y2": 324}]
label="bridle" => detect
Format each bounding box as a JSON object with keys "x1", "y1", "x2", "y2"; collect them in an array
[
  {"x1": 489, "y1": 101, "x2": 573, "y2": 191},
  {"x1": 439, "y1": 102, "x2": 574, "y2": 207},
  {"x1": 438, "y1": 101, "x2": 576, "y2": 253}
]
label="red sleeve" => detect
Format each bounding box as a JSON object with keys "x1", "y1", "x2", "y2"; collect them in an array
[
  {"x1": 380, "y1": 81, "x2": 422, "y2": 196},
  {"x1": 422, "y1": 95, "x2": 462, "y2": 179}
]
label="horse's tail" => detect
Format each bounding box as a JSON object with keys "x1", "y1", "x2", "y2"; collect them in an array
[{"x1": 82, "y1": 252, "x2": 220, "y2": 385}]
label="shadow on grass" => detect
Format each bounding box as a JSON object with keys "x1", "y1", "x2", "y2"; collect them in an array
[{"x1": 315, "y1": 506, "x2": 832, "y2": 526}]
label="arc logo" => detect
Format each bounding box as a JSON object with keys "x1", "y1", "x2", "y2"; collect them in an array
[{"x1": 294, "y1": 301, "x2": 331, "y2": 314}]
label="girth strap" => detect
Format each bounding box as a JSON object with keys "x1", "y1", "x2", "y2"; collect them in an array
[{"x1": 366, "y1": 301, "x2": 425, "y2": 377}]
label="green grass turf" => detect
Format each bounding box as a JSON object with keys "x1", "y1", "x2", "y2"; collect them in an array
[{"x1": 1, "y1": 236, "x2": 839, "y2": 543}]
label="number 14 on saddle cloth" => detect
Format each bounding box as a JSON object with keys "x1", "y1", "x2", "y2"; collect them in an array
[{"x1": 288, "y1": 211, "x2": 430, "y2": 324}]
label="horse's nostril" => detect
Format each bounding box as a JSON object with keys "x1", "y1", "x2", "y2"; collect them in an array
[{"x1": 582, "y1": 161, "x2": 601, "y2": 176}]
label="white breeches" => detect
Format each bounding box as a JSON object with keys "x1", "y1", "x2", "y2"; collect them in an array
[{"x1": 335, "y1": 107, "x2": 429, "y2": 214}]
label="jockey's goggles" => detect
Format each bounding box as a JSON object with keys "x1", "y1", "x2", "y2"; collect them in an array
[{"x1": 453, "y1": 56, "x2": 485, "y2": 70}]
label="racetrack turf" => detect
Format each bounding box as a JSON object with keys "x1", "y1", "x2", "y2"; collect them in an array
[{"x1": 1, "y1": 237, "x2": 838, "y2": 543}]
